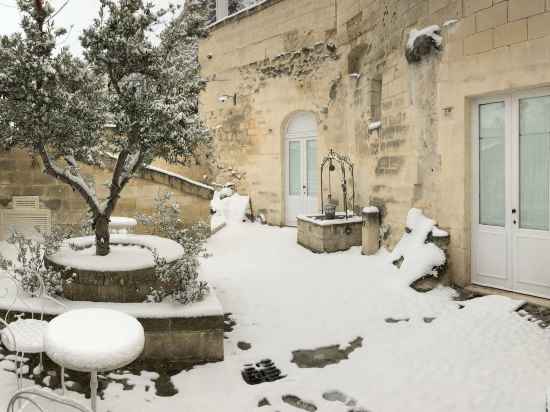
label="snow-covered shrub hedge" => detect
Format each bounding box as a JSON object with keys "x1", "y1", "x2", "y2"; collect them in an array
[{"x1": 137, "y1": 191, "x2": 209, "y2": 304}]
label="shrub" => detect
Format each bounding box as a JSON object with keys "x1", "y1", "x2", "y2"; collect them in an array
[
  {"x1": 0, "y1": 229, "x2": 66, "y2": 297},
  {"x1": 137, "y1": 191, "x2": 210, "y2": 304}
]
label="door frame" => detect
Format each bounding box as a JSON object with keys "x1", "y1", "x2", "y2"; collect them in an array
[
  {"x1": 471, "y1": 87, "x2": 550, "y2": 297},
  {"x1": 471, "y1": 94, "x2": 513, "y2": 291},
  {"x1": 283, "y1": 111, "x2": 318, "y2": 227}
]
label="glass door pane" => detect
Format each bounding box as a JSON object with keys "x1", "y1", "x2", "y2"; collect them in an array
[
  {"x1": 289, "y1": 141, "x2": 301, "y2": 196},
  {"x1": 519, "y1": 95, "x2": 550, "y2": 230},
  {"x1": 479, "y1": 102, "x2": 506, "y2": 226},
  {"x1": 306, "y1": 140, "x2": 318, "y2": 196}
]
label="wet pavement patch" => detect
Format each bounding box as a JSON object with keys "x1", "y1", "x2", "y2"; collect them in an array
[
  {"x1": 385, "y1": 317, "x2": 410, "y2": 323},
  {"x1": 237, "y1": 341, "x2": 252, "y2": 350},
  {"x1": 518, "y1": 303, "x2": 550, "y2": 328},
  {"x1": 291, "y1": 337, "x2": 363, "y2": 368},
  {"x1": 322, "y1": 390, "x2": 371, "y2": 412},
  {"x1": 282, "y1": 394, "x2": 317, "y2": 411},
  {"x1": 258, "y1": 397, "x2": 271, "y2": 407},
  {"x1": 224, "y1": 313, "x2": 237, "y2": 338},
  {"x1": 0, "y1": 347, "x2": 183, "y2": 399}
]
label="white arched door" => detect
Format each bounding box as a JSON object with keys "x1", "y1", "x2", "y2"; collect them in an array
[{"x1": 285, "y1": 112, "x2": 319, "y2": 226}]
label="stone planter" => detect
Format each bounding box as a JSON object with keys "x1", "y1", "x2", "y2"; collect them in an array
[
  {"x1": 45, "y1": 259, "x2": 159, "y2": 303},
  {"x1": 45, "y1": 234, "x2": 184, "y2": 303}
]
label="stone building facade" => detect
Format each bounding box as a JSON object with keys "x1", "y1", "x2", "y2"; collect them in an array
[{"x1": 200, "y1": 0, "x2": 550, "y2": 298}]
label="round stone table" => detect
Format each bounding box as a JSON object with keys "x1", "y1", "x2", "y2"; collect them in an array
[{"x1": 44, "y1": 309, "x2": 145, "y2": 412}]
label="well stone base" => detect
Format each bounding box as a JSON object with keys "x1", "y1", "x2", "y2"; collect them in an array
[{"x1": 297, "y1": 214, "x2": 362, "y2": 253}]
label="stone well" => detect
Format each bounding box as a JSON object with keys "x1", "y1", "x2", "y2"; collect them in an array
[{"x1": 297, "y1": 213, "x2": 362, "y2": 253}]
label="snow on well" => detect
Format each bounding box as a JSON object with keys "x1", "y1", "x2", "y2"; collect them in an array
[
  {"x1": 362, "y1": 206, "x2": 379, "y2": 214},
  {"x1": 386, "y1": 208, "x2": 446, "y2": 285},
  {"x1": 48, "y1": 235, "x2": 184, "y2": 272},
  {"x1": 407, "y1": 25, "x2": 442, "y2": 50}
]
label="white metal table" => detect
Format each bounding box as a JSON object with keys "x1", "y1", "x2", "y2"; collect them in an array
[{"x1": 44, "y1": 308, "x2": 145, "y2": 412}]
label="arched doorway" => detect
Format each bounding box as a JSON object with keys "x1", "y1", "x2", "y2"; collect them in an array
[{"x1": 284, "y1": 112, "x2": 319, "y2": 226}]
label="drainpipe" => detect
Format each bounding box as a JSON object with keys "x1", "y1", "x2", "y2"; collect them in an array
[{"x1": 216, "y1": 0, "x2": 229, "y2": 21}]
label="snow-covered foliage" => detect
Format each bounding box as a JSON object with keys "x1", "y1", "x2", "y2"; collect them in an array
[
  {"x1": 205, "y1": 0, "x2": 250, "y2": 23},
  {"x1": 0, "y1": 0, "x2": 105, "y2": 209},
  {"x1": 0, "y1": 0, "x2": 211, "y2": 256},
  {"x1": 0, "y1": 229, "x2": 66, "y2": 297},
  {"x1": 137, "y1": 191, "x2": 209, "y2": 304}
]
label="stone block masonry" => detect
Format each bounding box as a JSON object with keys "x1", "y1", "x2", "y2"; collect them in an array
[{"x1": 199, "y1": 0, "x2": 550, "y2": 289}]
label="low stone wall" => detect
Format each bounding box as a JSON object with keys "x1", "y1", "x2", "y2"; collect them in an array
[
  {"x1": 140, "y1": 315, "x2": 224, "y2": 363},
  {"x1": 0, "y1": 289, "x2": 225, "y2": 365}
]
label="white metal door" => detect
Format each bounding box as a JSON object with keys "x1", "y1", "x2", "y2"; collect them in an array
[
  {"x1": 512, "y1": 91, "x2": 550, "y2": 298},
  {"x1": 285, "y1": 113, "x2": 318, "y2": 226},
  {"x1": 472, "y1": 89, "x2": 550, "y2": 298}
]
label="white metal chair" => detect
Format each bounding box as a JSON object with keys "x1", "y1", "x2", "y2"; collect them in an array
[
  {"x1": 7, "y1": 387, "x2": 92, "y2": 412},
  {"x1": 0, "y1": 272, "x2": 67, "y2": 391}
]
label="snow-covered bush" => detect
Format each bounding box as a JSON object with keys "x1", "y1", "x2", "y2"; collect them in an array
[
  {"x1": 0, "y1": 229, "x2": 66, "y2": 297},
  {"x1": 137, "y1": 191, "x2": 209, "y2": 304}
]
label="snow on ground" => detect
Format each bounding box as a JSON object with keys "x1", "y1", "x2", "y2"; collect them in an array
[{"x1": 2, "y1": 212, "x2": 550, "y2": 411}]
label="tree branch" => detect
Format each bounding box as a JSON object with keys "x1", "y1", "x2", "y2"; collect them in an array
[
  {"x1": 38, "y1": 144, "x2": 101, "y2": 215},
  {"x1": 104, "y1": 149, "x2": 143, "y2": 216}
]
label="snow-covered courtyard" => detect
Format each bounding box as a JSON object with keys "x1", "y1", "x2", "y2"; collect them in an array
[{"x1": 2, "y1": 210, "x2": 550, "y2": 412}]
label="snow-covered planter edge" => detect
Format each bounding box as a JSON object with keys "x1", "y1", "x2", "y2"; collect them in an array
[{"x1": 47, "y1": 234, "x2": 184, "y2": 272}]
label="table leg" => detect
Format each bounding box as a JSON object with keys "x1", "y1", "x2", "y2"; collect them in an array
[
  {"x1": 61, "y1": 366, "x2": 65, "y2": 395},
  {"x1": 90, "y1": 370, "x2": 98, "y2": 412}
]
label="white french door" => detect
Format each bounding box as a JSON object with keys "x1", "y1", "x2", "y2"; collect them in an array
[
  {"x1": 472, "y1": 89, "x2": 550, "y2": 298},
  {"x1": 285, "y1": 113, "x2": 319, "y2": 226}
]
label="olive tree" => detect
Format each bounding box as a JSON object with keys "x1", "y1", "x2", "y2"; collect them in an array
[{"x1": 0, "y1": 0, "x2": 210, "y2": 256}]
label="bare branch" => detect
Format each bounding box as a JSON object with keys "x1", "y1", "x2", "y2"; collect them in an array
[{"x1": 104, "y1": 149, "x2": 143, "y2": 216}]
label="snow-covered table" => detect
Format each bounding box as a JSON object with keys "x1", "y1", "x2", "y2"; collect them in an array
[{"x1": 44, "y1": 309, "x2": 145, "y2": 412}]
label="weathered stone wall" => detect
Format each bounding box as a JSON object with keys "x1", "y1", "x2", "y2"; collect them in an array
[
  {"x1": 200, "y1": 0, "x2": 550, "y2": 287},
  {"x1": 0, "y1": 149, "x2": 212, "y2": 236}
]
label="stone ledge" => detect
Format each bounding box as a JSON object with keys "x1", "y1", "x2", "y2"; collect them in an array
[
  {"x1": 208, "y1": 0, "x2": 285, "y2": 31},
  {"x1": 464, "y1": 284, "x2": 550, "y2": 309}
]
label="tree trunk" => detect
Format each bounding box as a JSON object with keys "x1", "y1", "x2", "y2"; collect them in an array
[{"x1": 95, "y1": 214, "x2": 110, "y2": 256}]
